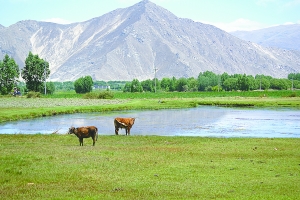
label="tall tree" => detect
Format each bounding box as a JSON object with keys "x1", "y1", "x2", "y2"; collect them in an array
[
  {"x1": 237, "y1": 74, "x2": 250, "y2": 91},
  {"x1": 131, "y1": 79, "x2": 143, "y2": 92},
  {"x1": 22, "y1": 52, "x2": 50, "y2": 92},
  {"x1": 0, "y1": 54, "x2": 19, "y2": 95},
  {"x1": 74, "y1": 76, "x2": 93, "y2": 93}
]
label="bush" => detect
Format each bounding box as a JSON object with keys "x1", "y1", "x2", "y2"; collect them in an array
[
  {"x1": 27, "y1": 91, "x2": 41, "y2": 98},
  {"x1": 74, "y1": 76, "x2": 93, "y2": 94},
  {"x1": 83, "y1": 91, "x2": 114, "y2": 99}
]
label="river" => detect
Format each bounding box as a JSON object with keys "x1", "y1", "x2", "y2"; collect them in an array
[{"x1": 0, "y1": 106, "x2": 299, "y2": 138}]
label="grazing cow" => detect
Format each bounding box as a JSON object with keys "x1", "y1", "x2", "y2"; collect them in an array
[
  {"x1": 68, "y1": 126, "x2": 98, "y2": 146},
  {"x1": 114, "y1": 117, "x2": 135, "y2": 135}
]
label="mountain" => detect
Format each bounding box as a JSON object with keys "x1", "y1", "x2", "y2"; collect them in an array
[
  {"x1": 0, "y1": 0, "x2": 300, "y2": 81},
  {"x1": 231, "y1": 24, "x2": 300, "y2": 52}
]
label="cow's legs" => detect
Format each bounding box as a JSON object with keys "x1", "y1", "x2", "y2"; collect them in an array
[
  {"x1": 92, "y1": 136, "x2": 95, "y2": 146},
  {"x1": 115, "y1": 127, "x2": 119, "y2": 135},
  {"x1": 79, "y1": 138, "x2": 83, "y2": 146}
]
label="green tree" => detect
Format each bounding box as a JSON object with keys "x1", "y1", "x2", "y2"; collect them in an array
[
  {"x1": 237, "y1": 74, "x2": 250, "y2": 91},
  {"x1": 270, "y1": 78, "x2": 289, "y2": 90},
  {"x1": 22, "y1": 52, "x2": 50, "y2": 92},
  {"x1": 197, "y1": 71, "x2": 219, "y2": 91},
  {"x1": 40, "y1": 82, "x2": 55, "y2": 94},
  {"x1": 170, "y1": 77, "x2": 177, "y2": 91},
  {"x1": 0, "y1": 54, "x2": 19, "y2": 95},
  {"x1": 131, "y1": 79, "x2": 143, "y2": 92},
  {"x1": 187, "y1": 77, "x2": 198, "y2": 91},
  {"x1": 197, "y1": 75, "x2": 210, "y2": 91},
  {"x1": 223, "y1": 78, "x2": 238, "y2": 91},
  {"x1": 255, "y1": 75, "x2": 270, "y2": 90},
  {"x1": 220, "y1": 72, "x2": 230, "y2": 88},
  {"x1": 161, "y1": 77, "x2": 171, "y2": 91},
  {"x1": 141, "y1": 79, "x2": 154, "y2": 92},
  {"x1": 288, "y1": 73, "x2": 300, "y2": 81},
  {"x1": 74, "y1": 76, "x2": 93, "y2": 93},
  {"x1": 176, "y1": 77, "x2": 188, "y2": 92},
  {"x1": 123, "y1": 82, "x2": 131, "y2": 92}
]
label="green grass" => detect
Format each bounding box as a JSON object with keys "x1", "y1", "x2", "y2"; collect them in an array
[
  {"x1": 43, "y1": 90, "x2": 300, "y2": 99},
  {"x1": 0, "y1": 135, "x2": 299, "y2": 199}
]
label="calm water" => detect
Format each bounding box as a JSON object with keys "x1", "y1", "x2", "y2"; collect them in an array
[{"x1": 0, "y1": 106, "x2": 299, "y2": 138}]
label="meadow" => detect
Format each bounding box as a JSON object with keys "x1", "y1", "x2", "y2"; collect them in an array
[{"x1": 0, "y1": 135, "x2": 299, "y2": 199}]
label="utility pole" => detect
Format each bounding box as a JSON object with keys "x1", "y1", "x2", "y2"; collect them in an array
[
  {"x1": 154, "y1": 67, "x2": 158, "y2": 93},
  {"x1": 44, "y1": 59, "x2": 47, "y2": 95}
]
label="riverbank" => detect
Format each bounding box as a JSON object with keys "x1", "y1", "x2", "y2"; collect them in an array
[
  {"x1": 0, "y1": 135, "x2": 299, "y2": 199},
  {"x1": 0, "y1": 96, "x2": 300, "y2": 122}
]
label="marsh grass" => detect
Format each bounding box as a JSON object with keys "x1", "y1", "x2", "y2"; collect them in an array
[{"x1": 0, "y1": 135, "x2": 299, "y2": 199}]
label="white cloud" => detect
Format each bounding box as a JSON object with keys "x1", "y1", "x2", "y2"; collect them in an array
[
  {"x1": 42, "y1": 18, "x2": 73, "y2": 24},
  {"x1": 204, "y1": 18, "x2": 268, "y2": 32}
]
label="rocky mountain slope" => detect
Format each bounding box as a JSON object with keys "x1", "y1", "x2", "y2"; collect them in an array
[
  {"x1": 231, "y1": 24, "x2": 300, "y2": 52},
  {"x1": 0, "y1": 0, "x2": 300, "y2": 81}
]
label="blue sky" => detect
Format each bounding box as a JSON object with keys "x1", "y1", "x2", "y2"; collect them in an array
[{"x1": 1, "y1": 0, "x2": 299, "y2": 31}]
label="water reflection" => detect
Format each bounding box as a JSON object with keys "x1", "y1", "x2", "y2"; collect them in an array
[{"x1": 0, "y1": 106, "x2": 299, "y2": 138}]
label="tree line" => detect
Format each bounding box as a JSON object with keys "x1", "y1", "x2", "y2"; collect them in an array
[
  {"x1": 123, "y1": 71, "x2": 300, "y2": 93},
  {"x1": 1, "y1": 53, "x2": 299, "y2": 95}
]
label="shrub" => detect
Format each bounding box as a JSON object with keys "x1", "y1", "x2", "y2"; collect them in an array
[
  {"x1": 27, "y1": 91, "x2": 41, "y2": 98},
  {"x1": 83, "y1": 91, "x2": 114, "y2": 99},
  {"x1": 74, "y1": 76, "x2": 93, "y2": 94}
]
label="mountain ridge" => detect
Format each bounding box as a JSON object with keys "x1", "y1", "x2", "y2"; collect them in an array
[
  {"x1": 0, "y1": 0, "x2": 299, "y2": 81},
  {"x1": 231, "y1": 24, "x2": 300, "y2": 52}
]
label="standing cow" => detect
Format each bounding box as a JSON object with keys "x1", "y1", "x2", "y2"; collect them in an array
[
  {"x1": 68, "y1": 126, "x2": 98, "y2": 146},
  {"x1": 114, "y1": 117, "x2": 135, "y2": 135}
]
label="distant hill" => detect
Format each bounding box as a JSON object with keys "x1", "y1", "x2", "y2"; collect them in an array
[
  {"x1": 0, "y1": 0, "x2": 300, "y2": 81},
  {"x1": 231, "y1": 24, "x2": 300, "y2": 52}
]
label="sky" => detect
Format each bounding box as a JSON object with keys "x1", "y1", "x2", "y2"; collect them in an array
[{"x1": 0, "y1": 0, "x2": 299, "y2": 32}]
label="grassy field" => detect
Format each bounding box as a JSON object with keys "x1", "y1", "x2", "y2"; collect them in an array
[
  {"x1": 0, "y1": 91, "x2": 299, "y2": 199},
  {"x1": 0, "y1": 134, "x2": 299, "y2": 199}
]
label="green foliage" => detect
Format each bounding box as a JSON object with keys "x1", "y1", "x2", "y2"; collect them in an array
[
  {"x1": 52, "y1": 81, "x2": 75, "y2": 91},
  {"x1": 141, "y1": 79, "x2": 154, "y2": 92},
  {"x1": 270, "y1": 78, "x2": 289, "y2": 90},
  {"x1": 237, "y1": 74, "x2": 250, "y2": 91},
  {"x1": 160, "y1": 77, "x2": 176, "y2": 91},
  {"x1": 176, "y1": 77, "x2": 188, "y2": 92},
  {"x1": 130, "y1": 79, "x2": 143, "y2": 92},
  {"x1": 39, "y1": 82, "x2": 56, "y2": 94},
  {"x1": 83, "y1": 91, "x2": 114, "y2": 99},
  {"x1": 187, "y1": 77, "x2": 198, "y2": 91},
  {"x1": 288, "y1": 72, "x2": 300, "y2": 81},
  {"x1": 223, "y1": 78, "x2": 237, "y2": 91},
  {"x1": 21, "y1": 52, "x2": 50, "y2": 92},
  {"x1": 0, "y1": 54, "x2": 19, "y2": 95},
  {"x1": 123, "y1": 82, "x2": 131, "y2": 92},
  {"x1": 74, "y1": 76, "x2": 93, "y2": 94}
]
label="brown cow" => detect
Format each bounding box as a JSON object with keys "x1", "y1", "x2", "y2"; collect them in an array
[
  {"x1": 68, "y1": 126, "x2": 98, "y2": 146},
  {"x1": 114, "y1": 117, "x2": 135, "y2": 135}
]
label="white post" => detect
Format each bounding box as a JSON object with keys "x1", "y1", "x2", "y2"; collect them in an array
[
  {"x1": 154, "y1": 67, "x2": 158, "y2": 93},
  {"x1": 44, "y1": 59, "x2": 47, "y2": 95}
]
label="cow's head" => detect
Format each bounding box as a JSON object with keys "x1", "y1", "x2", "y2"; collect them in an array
[
  {"x1": 68, "y1": 126, "x2": 75, "y2": 134},
  {"x1": 130, "y1": 118, "x2": 135, "y2": 125}
]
